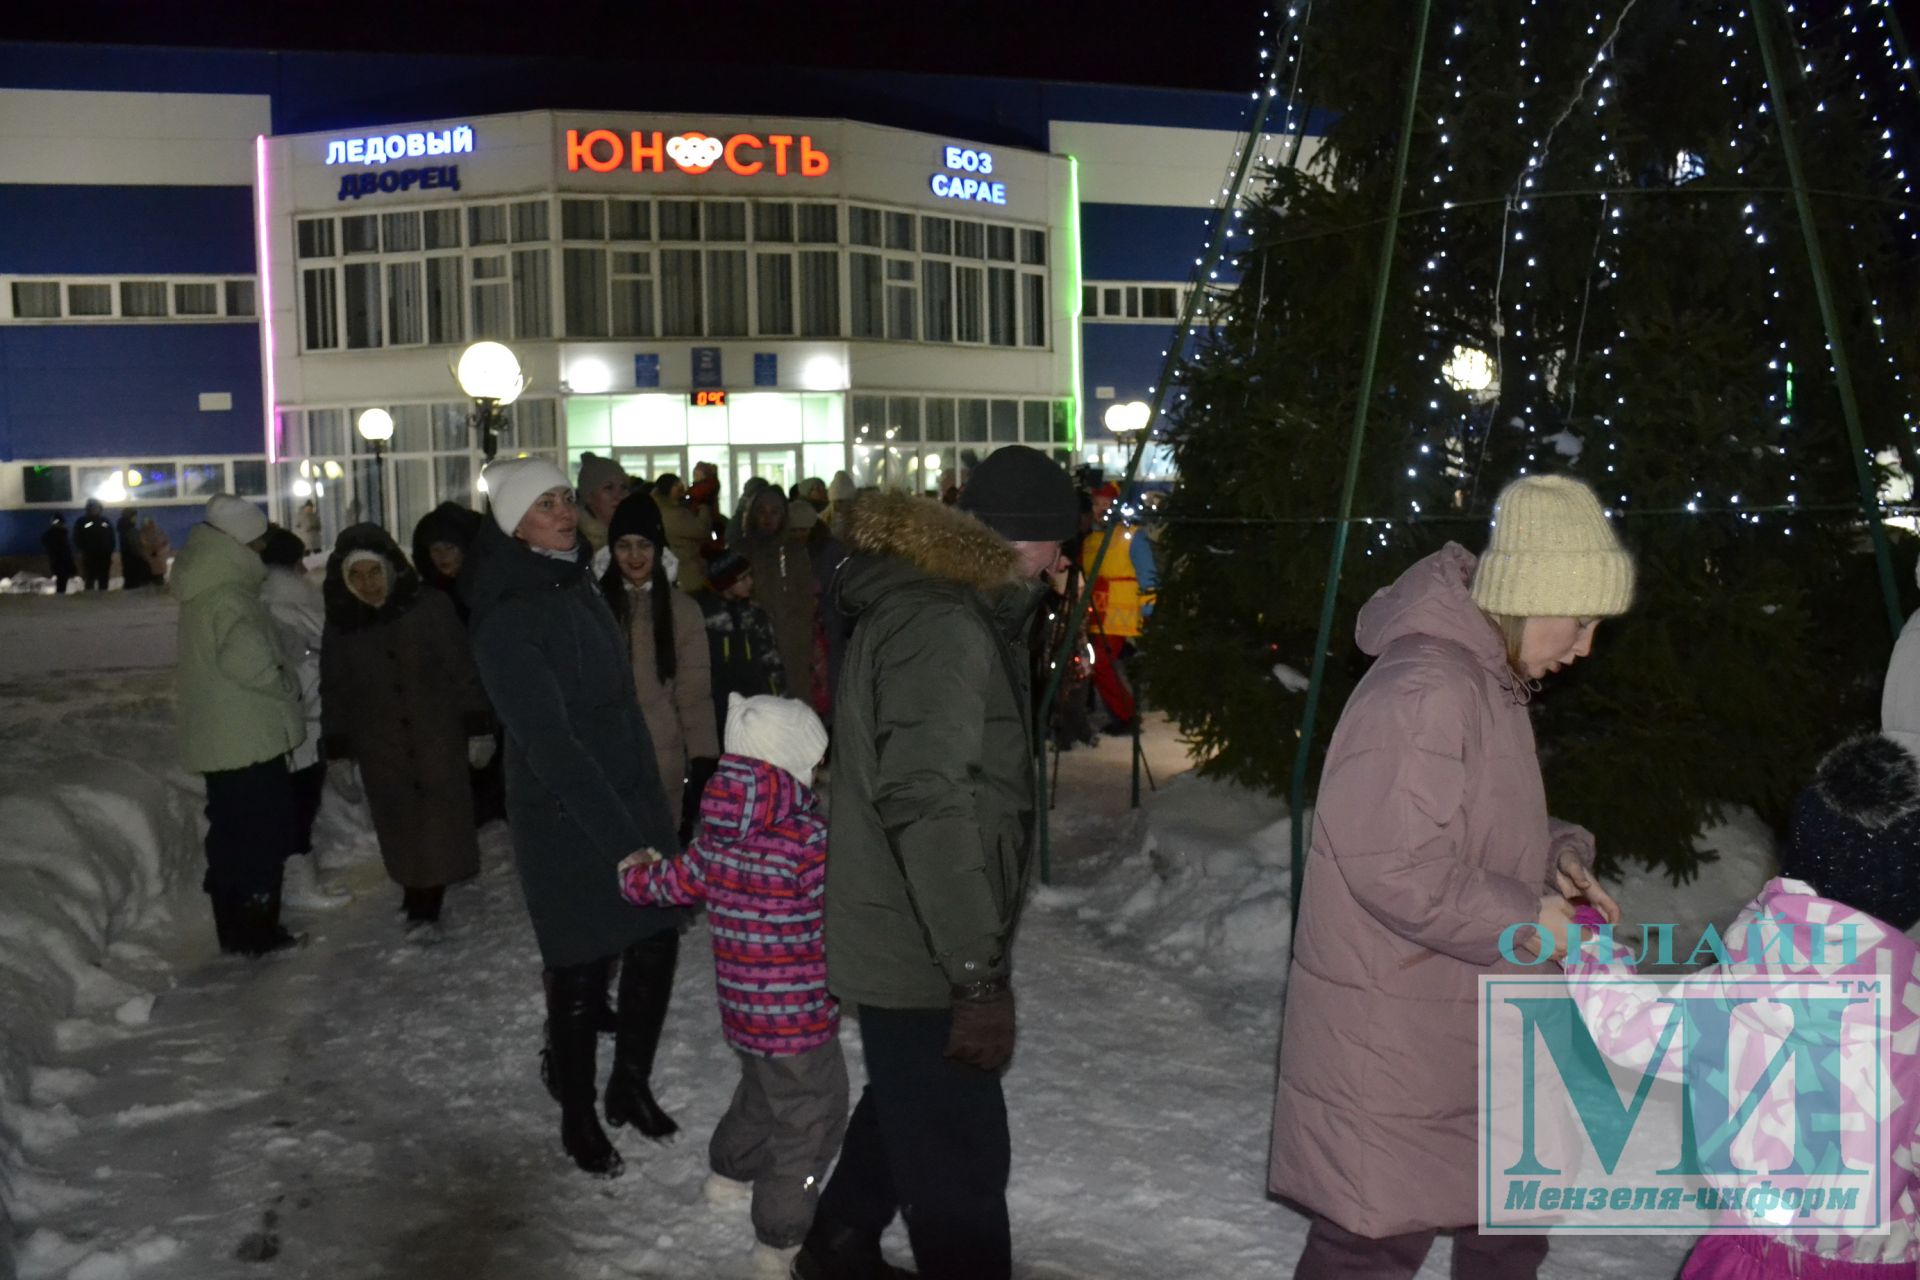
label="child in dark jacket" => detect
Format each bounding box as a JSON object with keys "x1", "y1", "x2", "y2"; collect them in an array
[
  {"x1": 694, "y1": 551, "x2": 787, "y2": 750},
  {"x1": 619, "y1": 693, "x2": 843, "y2": 1277}
]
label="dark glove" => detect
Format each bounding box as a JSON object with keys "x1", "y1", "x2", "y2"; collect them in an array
[
  {"x1": 679, "y1": 757, "x2": 721, "y2": 844},
  {"x1": 944, "y1": 978, "x2": 1016, "y2": 1072}
]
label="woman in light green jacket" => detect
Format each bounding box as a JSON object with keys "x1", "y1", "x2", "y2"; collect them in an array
[{"x1": 173, "y1": 495, "x2": 305, "y2": 957}]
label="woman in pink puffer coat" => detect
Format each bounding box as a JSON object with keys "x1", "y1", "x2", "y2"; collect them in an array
[{"x1": 1270, "y1": 475, "x2": 1635, "y2": 1280}]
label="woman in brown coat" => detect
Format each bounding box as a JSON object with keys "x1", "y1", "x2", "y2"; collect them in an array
[
  {"x1": 320, "y1": 523, "x2": 493, "y2": 937},
  {"x1": 598, "y1": 493, "x2": 718, "y2": 837},
  {"x1": 1272, "y1": 476, "x2": 1633, "y2": 1280},
  {"x1": 736, "y1": 486, "x2": 819, "y2": 707}
]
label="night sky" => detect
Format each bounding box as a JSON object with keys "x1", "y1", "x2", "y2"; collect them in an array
[{"x1": 0, "y1": 0, "x2": 1271, "y2": 93}]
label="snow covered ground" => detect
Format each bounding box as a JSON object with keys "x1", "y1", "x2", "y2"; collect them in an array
[{"x1": 0, "y1": 589, "x2": 1778, "y2": 1279}]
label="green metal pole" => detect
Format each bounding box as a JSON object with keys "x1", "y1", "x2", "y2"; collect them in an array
[
  {"x1": 1751, "y1": 0, "x2": 1905, "y2": 641},
  {"x1": 1032, "y1": 23, "x2": 1293, "y2": 883},
  {"x1": 1287, "y1": 0, "x2": 1433, "y2": 930}
]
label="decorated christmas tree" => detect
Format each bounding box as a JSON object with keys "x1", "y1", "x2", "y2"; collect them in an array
[{"x1": 1145, "y1": 0, "x2": 1920, "y2": 877}]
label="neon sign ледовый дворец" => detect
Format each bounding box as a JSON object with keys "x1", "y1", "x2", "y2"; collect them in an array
[
  {"x1": 930, "y1": 145, "x2": 1006, "y2": 205},
  {"x1": 326, "y1": 126, "x2": 473, "y2": 165}
]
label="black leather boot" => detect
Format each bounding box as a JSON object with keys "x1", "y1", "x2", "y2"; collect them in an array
[
  {"x1": 602, "y1": 931, "x2": 680, "y2": 1141},
  {"x1": 209, "y1": 893, "x2": 244, "y2": 954},
  {"x1": 237, "y1": 891, "x2": 300, "y2": 957},
  {"x1": 547, "y1": 961, "x2": 623, "y2": 1177},
  {"x1": 790, "y1": 1220, "x2": 917, "y2": 1280}
]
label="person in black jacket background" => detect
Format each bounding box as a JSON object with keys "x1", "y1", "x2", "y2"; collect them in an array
[
  {"x1": 41, "y1": 515, "x2": 76, "y2": 595},
  {"x1": 74, "y1": 499, "x2": 115, "y2": 590},
  {"x1": 462, "y1": 458, "x2": 685, "y2": 1179},
  {"x1": 117, "y1": 508, "x2": 153, "y2": 588}
]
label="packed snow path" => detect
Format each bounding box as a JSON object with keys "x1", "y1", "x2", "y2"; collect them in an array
[{"x1": 0, "y1": 592, "x2": 1700, "y2": 1278}]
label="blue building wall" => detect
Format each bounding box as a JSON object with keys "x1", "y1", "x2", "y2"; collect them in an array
[
  {"x1": 1081, "y1": 204, "x2": 1222, "y2": 281},
  {"x1": 0, "y1": 42, "x2": 1269, "y2": 557},
  {"x1": 0, "y1": 185, "x2": 255, "y2": 274},
  {"x1": 0, "y1": 325, "x2": 262, "y2": 461}
]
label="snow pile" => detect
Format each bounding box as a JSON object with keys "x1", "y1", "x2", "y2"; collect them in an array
[
  {"x1": 0, "y1": 730, "x2": 201, "y2": 1279},
  {"x1": 1035, "y1": 771, "x2": 1298, "y2": 998},
  {"x1": 0, "y1": 596, "x2": 199, "y2": 1279},
  {"x1": 1037, "y1": 767, "x2": 1781, "y2": 1003},
  {"x1": 1606, "y1": 808, "x2": 1779, "y2": 969}
]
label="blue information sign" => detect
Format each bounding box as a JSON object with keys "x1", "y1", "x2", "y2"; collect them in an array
[
  {"x1": 633, "y1": 354, "x2": 660, "y2": 388},
  {"x1": 692, "y1": 347, "x2": 723, "y2": 388},
  {"x1": 753, "y1": 353, "x2": 779, "y2": 387}
]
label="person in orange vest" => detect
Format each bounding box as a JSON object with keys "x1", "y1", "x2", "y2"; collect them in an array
[{"x1": 1081, "y1": 482, "x2": 1143, "y2": 735}]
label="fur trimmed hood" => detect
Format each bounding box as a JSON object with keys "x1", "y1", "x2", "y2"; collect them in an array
[
  {"x1": 1812, "y1": 734, "x2": 1920, "y2": 831},
  {"x1": 324, "y1": 523, "x2": 424, "y2": 632},
  {"x1": 834, "y1": 491, "x2": 1020, "y2": 595}
]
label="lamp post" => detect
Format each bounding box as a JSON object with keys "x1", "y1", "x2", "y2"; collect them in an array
[
  {"x1": 455, "y1": 341, "x2": 526, "y2": 463},
  {"x1": 1102, "y1": 400, "x2": 1151, "y2": 476},
  {"x1": 356, "y1": 407, "x2": 394, "y2": 526}
]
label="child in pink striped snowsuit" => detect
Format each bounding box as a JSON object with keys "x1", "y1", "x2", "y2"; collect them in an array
[
  {"x1": 1567, "y1": 734, "x2": 1920, "y2": 1280},
  {"x1": 619, "y1": 693, "x2": 846, "y2": 1275}
]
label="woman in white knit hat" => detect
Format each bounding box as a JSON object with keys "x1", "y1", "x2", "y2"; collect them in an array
[
  {"x1": 1271, "y1": 474, "x2": 1634, "y2": 1280},
  {"x1": 461, "y1": 457, "x2": 686, "y2": 1179}
]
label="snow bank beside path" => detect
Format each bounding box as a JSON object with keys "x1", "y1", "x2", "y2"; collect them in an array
[
  {"x1": 1036, "y1": 772, "x2": 1298, "y2": 1000},
  {"x1": 0, "y1": 595, "x2": 194, "y2": 1280},
  {"x1": 1038, "y1": 767, "x2": 1780, "y2": 1007}
]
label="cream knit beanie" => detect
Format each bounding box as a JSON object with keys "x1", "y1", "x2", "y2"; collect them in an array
[
  {"x1": 725, "y1": 693, "x2": 828, "y2": 787},
  {"x1": 1470, "y1": 475, "x2": 1635, "y2": 618}
]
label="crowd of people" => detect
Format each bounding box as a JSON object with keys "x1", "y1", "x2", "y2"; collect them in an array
[
  {"x1": 158, "y1": 452, "x2": 1920, "y2": 1280},
  {"x1": 38, "y1": 497, "x2": 172, "y2": 593},
  {"x1": 165, "y1": 445, "x2": 1120, "y2": 1279}
]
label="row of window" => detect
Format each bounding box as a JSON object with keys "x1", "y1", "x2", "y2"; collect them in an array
[
  {"x1": 21, "y1": 457, "x2": 269, "y2": 506},
  {"x1": 5, "y1": 277, "x2": 257, "y2": 323},
  {"x1": 295, "y1": 197, "x2": 1051, "y2": 352},
  {"x1": 283, "y1": 399, "x2": 562, "y2": 460},
  {"x1": 848, "y1": 395, "x2": 1074, "y2": 447},
  {"x1": 298, "y1": 199, "x2": 1047, "y2": 262},
  {"x1": 1082, "y1": 282, "x2": 1188, "y2": 323}
]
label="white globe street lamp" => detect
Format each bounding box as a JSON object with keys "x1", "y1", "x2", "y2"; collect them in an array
[
  {"x1": 1441, "y1": 345, "x2": 1497, "y2": 398},
  {"x1": 455, "y1": 341, "x2": 526, "y2": 461},
  {"x1": 1102, "y1": 400, "x2": 1152, "y2": 437},
  {"x1": 356, "y1": 407, "x2": 395, "y2": 525}
]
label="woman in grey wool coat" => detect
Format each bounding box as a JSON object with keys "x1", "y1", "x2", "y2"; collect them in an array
[{"x1": 462, "y1": 458, "x2": 686, "y2": 1179}]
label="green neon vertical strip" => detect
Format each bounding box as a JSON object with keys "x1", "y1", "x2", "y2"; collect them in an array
[{"x1": 1066, "y1": 154, "x2": 1085, "y2": 451}]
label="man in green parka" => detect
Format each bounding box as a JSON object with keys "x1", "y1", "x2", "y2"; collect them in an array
[
  {"x1": 173, "y1": 494, "x2": 306, "y2": 956},
  {"x1": 793, "y1": 446, "x2": 1077, "y2": 1280}
]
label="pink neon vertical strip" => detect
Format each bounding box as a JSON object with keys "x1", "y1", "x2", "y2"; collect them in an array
[{"x1": 254, "y1": 135, "x2": 280, "y2": 465}]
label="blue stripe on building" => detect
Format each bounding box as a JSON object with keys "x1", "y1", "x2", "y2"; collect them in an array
[
  {"x1": 0, "y1": 186, "x2": 256, "y2": 275},
  {"x1": 1080, "y1": 203, "x2": 1223, "y2": 281},
  {"x1": 0, "y1": 325, "x2": 262, "y2": 460}
]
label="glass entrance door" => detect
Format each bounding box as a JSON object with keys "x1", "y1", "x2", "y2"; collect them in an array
[
  {"x1": 731, "y1": 447, "x2": 800, "y2": 511},
  {"x1": 613, "y1": 448, "x2": 686, "y2": 485}
]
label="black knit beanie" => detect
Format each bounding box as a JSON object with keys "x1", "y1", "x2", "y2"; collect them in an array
[
  {"x1": 607, "y1": 491, "x2": 667, "y2": 549},
  {"x1": 1783, "y1": 735, "x2": 1920, "y2": 931},
  {"x1": 259, "y1": 525, "x2": 308, "y2": 568},
  {"x1": 959, "y1": 445, "x2": 1078, "y2": 541},
  {"x1": 706, "y1": 549, "x2": 751, "y2": 593}
]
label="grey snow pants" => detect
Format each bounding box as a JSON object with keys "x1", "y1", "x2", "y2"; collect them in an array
[{"x1": 709, "y1": 1037, "x2": 850, "y2": 1247}]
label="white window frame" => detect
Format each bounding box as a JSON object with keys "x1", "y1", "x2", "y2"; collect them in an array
[
  {"x1": 1082, "y1": 280, "x2": 1192, "y2": 325},
  {"x1": 14, "y1": 455, "x2": 266, "y2": 507},
  {"x1": 1, "y1": 275, "x2": 258, "y2": 324}
]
